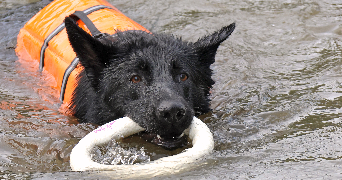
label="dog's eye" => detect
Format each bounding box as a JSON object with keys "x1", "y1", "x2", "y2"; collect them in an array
[
  {"x1": 180, "y1": 73, "x2": 188, "y2": 82},
  {"x1": 131, "y1": 75, "x2": 141, "y2": 83}
]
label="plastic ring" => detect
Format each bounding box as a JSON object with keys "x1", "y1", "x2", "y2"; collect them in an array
[{"x1": 70, "y1": 116, "x2": 214, "y2": 177}]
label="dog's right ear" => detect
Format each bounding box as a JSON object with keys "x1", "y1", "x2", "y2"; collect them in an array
[
  {"x1": 194, "y1": 23, "x2": 235, "y2": 66},
  {"x1": 65, "y1": 17, "x2": 110, "y2": 88}
]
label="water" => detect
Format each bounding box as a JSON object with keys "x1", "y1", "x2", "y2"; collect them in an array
[{"x1": 0, "y1": 0, "x2": 342, "y2": 179}]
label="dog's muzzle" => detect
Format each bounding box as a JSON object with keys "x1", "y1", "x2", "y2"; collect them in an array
[{"x1": 70, "y1": 116, "x2": 214, "y2": 177}]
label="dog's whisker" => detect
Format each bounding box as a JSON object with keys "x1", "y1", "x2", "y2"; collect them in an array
[
  {"x1": 156, "y1": 134, "x2": 161, "y2": 139},
  {"x1": 178, "y1": 132, "x2": 185, "y2": 138}
]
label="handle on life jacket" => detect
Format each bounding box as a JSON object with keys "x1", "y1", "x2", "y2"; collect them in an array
[{"x1": 70, "y1": 11, "x2": 102, "y2": 36}]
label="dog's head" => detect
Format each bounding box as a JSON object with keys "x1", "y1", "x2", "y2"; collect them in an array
[{"x1": 65, "y1": 17, "x2": 235, "y2": 149}]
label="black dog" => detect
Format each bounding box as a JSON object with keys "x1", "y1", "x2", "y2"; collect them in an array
[{"x1": 65, "y1": 17, "x2": 235, "y2": 149}]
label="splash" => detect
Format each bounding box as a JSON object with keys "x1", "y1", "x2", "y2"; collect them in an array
[{"x1": 91, "y1": 139, "x2": 150, "y2": 165}]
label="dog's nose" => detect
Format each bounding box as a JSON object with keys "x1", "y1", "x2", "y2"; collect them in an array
[{"x1": 157, "y1": 101, "x2": 186, "y2": 122}]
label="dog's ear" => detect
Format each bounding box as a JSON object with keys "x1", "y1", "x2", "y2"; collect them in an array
[
  {"x1": 194, "y1": 23, "x2": 235, "y2": 66},
  {"x1": 65, "y1": 17, "x2": 110, "y2": 88}
]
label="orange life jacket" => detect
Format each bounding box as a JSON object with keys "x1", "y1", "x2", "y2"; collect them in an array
[{"x1": 16, "y1": 0, "x2": 148, "y2": 109}]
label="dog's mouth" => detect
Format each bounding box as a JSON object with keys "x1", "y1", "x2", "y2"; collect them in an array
[{"x1": 139, "y1": 131, "x2": 188, "y2": 150}]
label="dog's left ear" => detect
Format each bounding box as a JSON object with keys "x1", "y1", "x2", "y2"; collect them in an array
[
  {"x1": 65, "y1": 17, "x2": 112, "y2": 88},
  {"x1": 194, "y1": 23, "x2": 235, "y2": 66}
]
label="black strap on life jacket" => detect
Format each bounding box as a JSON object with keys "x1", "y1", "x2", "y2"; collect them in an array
[
  {"x1": 38, "y1": 5, "x2": 114, "y2": 103},
  {"x1": 69, "y1": 11, "x2": 102, "y2": 36}
]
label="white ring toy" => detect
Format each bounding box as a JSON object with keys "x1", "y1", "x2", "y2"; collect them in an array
[{"x1": 70, "y1": 116, "x2": 214, "y2": 178}]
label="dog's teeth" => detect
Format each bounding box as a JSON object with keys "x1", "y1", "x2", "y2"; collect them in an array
[{"x1": 178, "y1": 132, "x2": 184, "y2": 138}]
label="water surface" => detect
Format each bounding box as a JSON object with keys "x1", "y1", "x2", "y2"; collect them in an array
[{"x1": 0, "y1": 0, "x2": 342, "y2": 179}]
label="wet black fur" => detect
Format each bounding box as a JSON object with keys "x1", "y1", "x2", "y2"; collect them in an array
[{"x1": 65, "y1": 17, "x2": 235, "y2": 139}]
